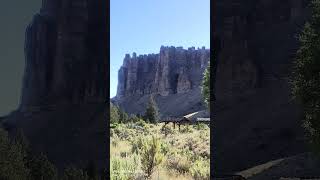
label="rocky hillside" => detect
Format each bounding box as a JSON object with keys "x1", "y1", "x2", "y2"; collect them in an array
[
  {"x1": 113, "y1": 46, "x2": 210, "y2": 117},
  {"x1": 213, "y1": 0, "x2": 310, "y2": 174},
  {"x1": 3, "y1": 0, "x2": 108, "y2": 170}
]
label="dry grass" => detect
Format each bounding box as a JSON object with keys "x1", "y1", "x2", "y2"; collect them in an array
[{"x1": 110, "y1": 122, "x2": 210, "y2": 180}]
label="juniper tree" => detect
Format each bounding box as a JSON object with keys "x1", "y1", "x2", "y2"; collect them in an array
[
  {"x1": 292, "y1": 0, "x2": 320, "y2": 152},
  {"x1": 202, "y1": 62, "x2": 210, "y2": 109},
  {"x1": 144, "y1": 96, "x2": 159, "y2": 123}
]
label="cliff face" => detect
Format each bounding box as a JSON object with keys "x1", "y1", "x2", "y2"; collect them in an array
[
  {"x1": 21, "y1": 0, "x2": 108, "y2": 110},
  {"x1": 213, "y1": 0, "x2": 309, "y2": 173},
  {"x1": 4, "y1": 0, "x2": 108, "y2": 170},
  {"x1": 115, "y1": 46, "x2": 210, "y2": 117}
]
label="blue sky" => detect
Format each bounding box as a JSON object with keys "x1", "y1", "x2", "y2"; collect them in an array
[{"x1": 110, "y1": 0, "x2": 210, "y2": 98}]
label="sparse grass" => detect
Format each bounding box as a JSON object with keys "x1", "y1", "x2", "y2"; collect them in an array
[{"x1": 110, "y1": 122, "x2": 210, "y2": 180}]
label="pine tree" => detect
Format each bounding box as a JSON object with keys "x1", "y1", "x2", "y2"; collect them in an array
[
  {"x1": 28, "y1": 153, "x2": 58, "y2": 180},
  {"x1": 110, "y1": 102, "x2": 120, "y2": 124},
  {"x1": 144, "y1": 95, "x2": 159, "y2": 123},
  {"x1": 202, "y1": 62, "x2": 210, "y2": 109},
  {"x1": 292, "y1": 0, "x2": 320, "y2": 152},
  {"x1": 62, "y1": 166, "x2": 89, "y2": 180},
  {"x1": 0, "y1": 128, "x2": 30, "y2": 180}
]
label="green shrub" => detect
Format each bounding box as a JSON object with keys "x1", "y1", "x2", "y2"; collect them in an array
[
  {"x1": 129, "y1": 115, "x2": 140, "y2": 123},
  {"x1": 180, "y1": 125, "x2": 193, "y2": 133},
  {"x1": 194, "y1": 123, "x2": 208, "y2": 131},
  {"x1": 140, "y1": 136, "x2": 163, "y2": 178},
  {"x1": 111, "y1": 138, "x2": 118, "y2": 148},
  {"x1": 160, "y1": 125, "x2": 175, "y2": 136},
  {"x1": 136, "y1": 119, "x2": 147, "y2": 128},
  {"x1": 166, "y1": 154, "x2": 191, "y2": 174},
  {"x1": 28, "y1": 153, "x2": 58, "y2": 180},
  {"x1": 130, "y1": 136, "x2": 145, "y2": 154},
  {"x1": 62, "y1": 166, "x2": 89, "y2": 180},
  {"x1": 189, "y1": 158, "x2": 210, "y2": 180},
  {"x1": 0, "y1": 128, "x2": 30, "y2": 180},
  {"x1": 110, "y1": 155, "x2": 139, "y2": 180},
  {"x1": 160, "y1": 141, "x2": 170, "y2": 155},
  {"x1": 113, "y1": 125, "x2": 135, "y2": 141}
]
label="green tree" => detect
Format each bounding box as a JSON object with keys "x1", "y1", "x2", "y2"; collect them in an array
[
  {"x1": 292, "y1": 0, "x2": 320, "y2": 152},
  {"x1": 0, "y1": 128, "x2": 29, "y2": 180},
  {"x1": 110, "y1": 103, "x2": 120, "y2": 124},
  {"x1": 143, "y1": 96, "x2": 159, "y2": 123},
  {"x1": 129, "y1": 114, "x2": 140, "y2": 123},
  {"x1": 62, "y1": 166, "x2": 89, "y2": 180},
  {"x1": 13, "y1": 128, "x2": 30, "y2": 162},
  {"x1": 28, "y1": 153, "x2": 58, "y2": 180},
  {"x1": 118, "y1": 108, "x2": 128, "y2": 123},
  {"x1": 202, "y1": 62, "x2": 210, "y2": 109}
]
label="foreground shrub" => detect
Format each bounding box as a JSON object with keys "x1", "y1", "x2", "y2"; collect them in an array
[
  {"x1": 140, "y1": 136, "x2": 163, "y2": 178},
  {"x1": 189, "y1": 158, "x2": 210, "y2": 180},
  {"x1": 166, "y1": 153, "x2": 192, "y2": 174},
  {"x1": 110, "y1": 155, "x2": 139, "y2": 180},
  {"x1": 130, "y1": 136, "x2": 145, "y2": 154}
]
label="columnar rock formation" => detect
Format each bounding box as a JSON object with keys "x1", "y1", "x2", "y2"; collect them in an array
[
  {"x1": 21, "y1": 0, "x2": 108, "y2": 110},
  {"x1": 4, "y1": 0, "x2": 108, "y2": 170},
  {"x1": 213, "y1": 0, "x2": 309, "y2": 173},
  {"x1": 114, "y1": 46, "x2": 210, "y2": 117}
]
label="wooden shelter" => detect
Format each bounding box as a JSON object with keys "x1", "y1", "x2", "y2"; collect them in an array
[{"x1": 161, "y1": 110, "x2": 210, "y2": 131}]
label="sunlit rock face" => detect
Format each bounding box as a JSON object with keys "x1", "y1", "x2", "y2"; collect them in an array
[
  {"x1": 213, "y1": 0, "x2": 309, "y2": 173},
  {"x1": 115, "y1": 46, "x2": 210, "y2": 117},
  {"x1": 4, "y1": 0, "x2": 108, "y2": 170}
]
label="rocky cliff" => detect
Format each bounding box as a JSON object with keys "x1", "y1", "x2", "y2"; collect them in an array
[
  {"x1": 114, "y1": 46, "x2": 210, "y2": 117},
  {"x1": 213, "y1": 0, "x2": 310, "y2": 174},
  {"x1": 3, "y1": 0, "x2": 108, "y2": 170}
]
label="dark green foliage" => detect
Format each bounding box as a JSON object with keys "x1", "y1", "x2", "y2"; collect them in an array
[
  {"x1": 0, "y1": 128, "x2": 29, "y2": 180},
  {"x1": 28, "y1": 153, "x2": 58, "y2": 180},
  {"x1": 84, "y1": 161, "x2": 100, "y2": 180},
  {"x1": 129, "y1": 114, "x2": 140, "y2": 123},
  {"x1": 110, "y1": 102, "x2": 120, "y2": 124},
  {"x1": 110, "y1": 102, "x2": 130, "y2": 123},
  {"x1": 292, "y1": 0, "x2": 320, "y2": 152},
  {"x1": 143, "y1": 96, "x2": 159, "y2": 123},
  {"x1": 62, "y1": 166, "x2": 89, "y2": 180},
  {"x1": 0, "y1": 128, "x2": 105, "y2": 179},
  {"x1": 13, "y1": 128, "x2": 30, "y2": 154},
  {"x1": 202, "y1": 62, "x2": 210, "y2": 109},
  {"x1": 118, "y1": 108, "x2": 129, "y2": 122}
]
